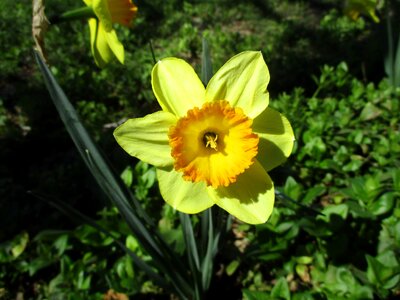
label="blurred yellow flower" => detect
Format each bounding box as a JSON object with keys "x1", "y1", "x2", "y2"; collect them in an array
[
  {"x1": 83, "y1": 0, "x2": 137, "y2": 67},
  {"x1": 114, "y1": 51, "x2": 295, "y2": 224},
  {"x1": 344, "y1": 0, "x2": 379, "y2": 23}
]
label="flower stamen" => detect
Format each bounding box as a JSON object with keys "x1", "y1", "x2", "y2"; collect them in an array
[{"x1": 203, "y1": 132, "x2": 218, "y2": 151}]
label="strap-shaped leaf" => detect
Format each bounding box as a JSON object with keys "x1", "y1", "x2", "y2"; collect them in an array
[
  {"x1": 34, "y1": 51, "x2": 192, "y2": 299},
  {"x1": 201, "y1": 37, "x2": 213, "y2": 85}
]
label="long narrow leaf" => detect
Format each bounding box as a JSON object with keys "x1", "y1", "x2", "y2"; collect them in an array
[
  {"x1": 34, "y1": 51, "x2": 192, "y2": 298},
  {"x1": 200, "y1": 209, "x2": 211, "y2": 258},
  {"x1": 180, "y1": 213, "x2": 200, "y2": 270},
  {"x1": 180, "y1": 213, "x2": 201, "y2": 299},
  {"x1": 201, "y1": 208, "x2": 215, "y2": 290},
  {"x1": 385, "y1": 4, "x2": 394, "y2": 85},
  {"x1": 201, "y1": 37, "x2": 213, "y2": 85},
  {"x1": 394, "y1": 31, "x2": 400, "y2": 87}
]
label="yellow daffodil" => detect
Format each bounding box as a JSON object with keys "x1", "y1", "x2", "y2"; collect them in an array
[
  {"x1": 83, "y1": 0, "x2": 137, "y2": 67},
  {"x1": 114, "y1": 51, "x2": 295, "y2": 224},
  {"x1": 344, "y1": 0, "x2": 379, "y2": 23}
]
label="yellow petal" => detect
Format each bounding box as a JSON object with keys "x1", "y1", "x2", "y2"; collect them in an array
[
  {"x1": 157, "y1": 168, "x2": 215, "y2": 213},
  {"x1": 151, "y1": 58, "x2": 206, "y2": 117},
  {"x1": 92, "y1": 0, "x2": 113, "y2": 31},
  {"x1": 88, "y1": 19, "x2": 112, "y2": 67},
  {"x1": 83, "y1": 0, "x2": 93, "y2": 6},
  {"x1": 253, "y1": 107, "x2": 295, "y2": 171},
  {"x1": 113, "y1": 111, "x2": 176, "y2": 168},
  {"x1": 104, "y1": 29, "x2": 124, "y2": 64},
  {"x1": 206, "y1": 51, "x2": 270, "y2": 119},
  {"x1": 212, "y1": 161, "x2": 274, "y2": 224}
]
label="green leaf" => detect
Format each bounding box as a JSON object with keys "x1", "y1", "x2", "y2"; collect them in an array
[
  {"x1": 346, "y1": 200, "x2": 374, "y2": 219},
  {"x1": 28, "y1": 257, "x2": 55, "y2": 276},
  {"x1": 271, "y1": 277, "x2": 290, "y2": 300},
  {"x1": 302, "y1": 186, "x2": 325, "y2": 205},
  {"x1": 295, "y1": 256, "x2": 313, "y2": 265},
  {"x1": 347, "y1": 177, "x2": 369, "y2": 201},
  {"x1": 359, "y1": 103, "x2": 382, "y2": 121},
  {"x1": 120, "y1": 166, "x2": 133, "y2": 187},
  {"x1": 11, "y1": 231, "x2": 29, "y2": 258},
  {"x1": 226, "y1": 260, "x2": 240, "y2": 276},
  {"x1": 296, "y1": 264, "x2": 309, "y2": 280},
  {"x1": 53, "y1": 234, "x2": 69, "y2": 256},
  {"x1": 200, "y1": 208, "x2": 219, "y2": 291},
  {"x1": 243, "y1": 289, "x2": 271, "y2": 300},
  {"x1": 126, "y1": 235, "x2": 139, "y2": 252},
  {"x1": 283, "y1": 176, "x2": 302, "y2": 200},
  {"x1": 292, "y1": 292, "x2": 315, "y2": 300},
  {"x1": 366, "y1": 254, "x2": 400, "y2": 289},
  {"x1": 160, "y1": 228, "x2": 185, "y2": 254},
  {"x1": 368, "y1": 192, "x2": 394, "y2": 216},
  {"x1": 180, "y1": 213, "x2": 201, "y2": 298},
  {"x1": 77, "y1": 271, "x2": 91, "y2": 290},
  {"x1": 319, "y1": 204, "x2": 348, "y2": 222},
  {"x1": 201, "y1": 37, "x2": 213, "y2": 85}
]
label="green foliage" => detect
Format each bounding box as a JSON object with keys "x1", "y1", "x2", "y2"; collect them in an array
[
  {"x1": 0, "y1": 208, "x2": 153, "y2": 299},
  {"x1": 226, "y1": 64, "x2": 400, "y2": 299},
  {"x1": 273, "y1": 62, "x2": 400, "y2": 188},
  {"x1": 321, "y1": 8, "x2": 367, "y2": 40}
]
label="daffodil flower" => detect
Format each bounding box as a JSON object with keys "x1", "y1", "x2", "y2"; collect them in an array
[
  {"x1": 83, "y1": 0, "x2": 137, "y2": 67},
  {"x1": 114, "y1": 51, "x2": 295, "y2": 224},
  {"x1": 344, "y1": 0, "x2": 379, "y2": 23}
]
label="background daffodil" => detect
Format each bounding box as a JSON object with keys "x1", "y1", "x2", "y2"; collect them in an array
[
  {"x1": 83, "y1": 0, "x2": 137, "y2": 67},
  {"x1": 344, "y1": 0, "x2": 379, "y2": 23},
  {"x1": 114, "y1": 51, "x2": 295, "y2": 224}
]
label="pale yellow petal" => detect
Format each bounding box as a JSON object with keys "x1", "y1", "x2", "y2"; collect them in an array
[
  {"x1": 212, "y1": 161, "x2": 274, "y2": 224},
  {"x1": 113, "y1": 111, "x2": 177, "y2": 168},
  {"x1": 152, "y1": 58, "x2": 205, "y2": 117},
  {"x1": 104, "y1": 29, "x2": 124, "y2": 64},
  {"x1": 88, "y1": 19, "x2": 112, "y2": 67},
  {"x1": 205, "y1": 51, "x2": 270, "y2": 119},
  {"x1": 92, "y1": 0, "x2": 113, "y2": 31},
  {"x1": 253, "y1": 107, "x2": 295, "y2": 171},
  {"x1": 157, "y1": 168, "x2": 215, "y2": 213}
]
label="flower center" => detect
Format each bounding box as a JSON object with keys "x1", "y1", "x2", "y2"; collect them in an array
[
  {"x1": 203, "y1": 132, "x2": 218, "y2": 151},
  {"x1": 168, "y1": 100, "x2": 259, "y2": 188}
]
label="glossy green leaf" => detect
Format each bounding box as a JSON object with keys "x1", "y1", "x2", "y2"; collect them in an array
[
  {"x1": 226, "y1": 260, "x2": 240, "y2": 276},
  {"x1": 271, "y1": 277, "x2": 290, "y2": 300},
  {"x1": 368, "y1": 193, "x2": 394, "y2": 216},
  {"x1": 243, "y1": 290, "x2": 270, "y2": 300},
  {"x1": 359, "y1": 103, "x2": 382, "y2": 121}
]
